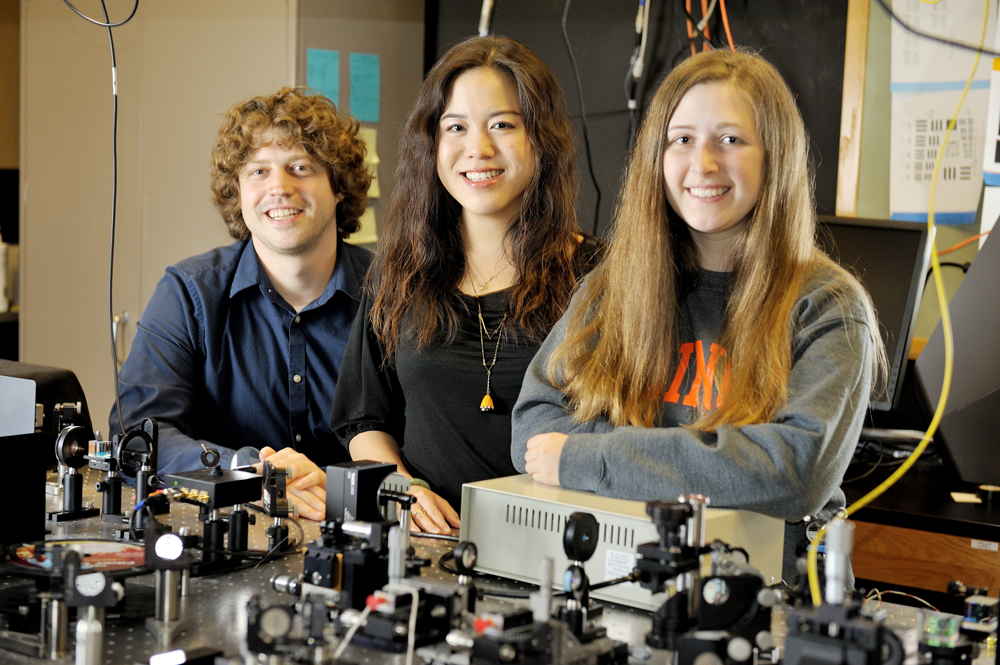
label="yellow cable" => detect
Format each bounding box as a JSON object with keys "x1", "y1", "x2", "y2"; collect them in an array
[{"x1": 806, "y1": 0, "x2": 986, "y2": 607}]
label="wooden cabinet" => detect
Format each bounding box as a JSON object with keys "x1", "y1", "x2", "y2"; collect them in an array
[{"x1": 852, "y1": 520, "x2": 1000, "y2": 593}]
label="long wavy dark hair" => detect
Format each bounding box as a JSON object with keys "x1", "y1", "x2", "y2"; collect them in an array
[{"x1": 368, "y1": 36, "x2": 582, "y2": 356}]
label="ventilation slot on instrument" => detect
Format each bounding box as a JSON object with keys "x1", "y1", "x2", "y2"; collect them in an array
[{"x1": 506, "y1": 503, "x2": 564, "y2": 533}]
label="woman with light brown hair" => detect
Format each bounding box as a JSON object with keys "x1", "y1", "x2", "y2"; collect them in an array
[
  {"x1": 331, "y1": 36, "x2": 600, "y2": 532},
  {"x1": 512, "y1": 48, "x2": 885, "y2": 581}
]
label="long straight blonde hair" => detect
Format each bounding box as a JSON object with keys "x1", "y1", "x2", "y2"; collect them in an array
[{"x1": 549, "y1": 49, "x2": 884, "y2": 430}]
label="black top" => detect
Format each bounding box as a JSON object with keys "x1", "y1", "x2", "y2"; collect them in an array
[{"x1": 330, "y1": 237, "x2": 603, "y2": 509}]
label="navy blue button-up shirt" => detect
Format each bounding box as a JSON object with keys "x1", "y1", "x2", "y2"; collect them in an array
[{"x1": 111, "y1": 239, "x2": 371, "y2": 476}]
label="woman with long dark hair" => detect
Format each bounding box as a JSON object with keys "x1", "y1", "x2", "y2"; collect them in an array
[{"x1": 330, "y1": 36, "x2": 600, "y2": 531}]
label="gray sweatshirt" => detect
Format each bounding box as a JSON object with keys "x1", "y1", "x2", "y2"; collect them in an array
[{"x1": 511, "y1": 267, "x2": 874, "y2": 583}]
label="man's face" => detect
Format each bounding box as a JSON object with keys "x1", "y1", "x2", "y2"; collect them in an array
[{"x1": 238, "y1": 134, "x2": 343, "y2": 260}]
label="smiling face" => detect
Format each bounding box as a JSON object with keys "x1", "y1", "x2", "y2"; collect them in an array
[
  {"x1": 662, "y1": 81, "x2": 764, "y2": 269},
  {"x1": 238, "y1": 135, "x2": 343, "y2": 262},
  {"x1": 436, "y1": 67, "x2": 536, "y2": 230}
]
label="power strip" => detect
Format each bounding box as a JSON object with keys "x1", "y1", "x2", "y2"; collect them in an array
[{"x1": 459, "y1": 475, "x2": 784, "y2": 611}]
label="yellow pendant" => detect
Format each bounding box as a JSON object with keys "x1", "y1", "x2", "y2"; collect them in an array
[{"x1": 480, "y1": 394, "x2": 495, "y2": 412}]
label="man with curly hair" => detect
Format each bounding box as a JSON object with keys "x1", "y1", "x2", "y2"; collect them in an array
[{"x1": 112, "y1": 88, "x2": 372, "y2": 520}]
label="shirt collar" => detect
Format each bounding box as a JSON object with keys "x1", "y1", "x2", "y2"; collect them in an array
[{"x1": 229, "y1": 239, "x2": 364, "y2": 309}]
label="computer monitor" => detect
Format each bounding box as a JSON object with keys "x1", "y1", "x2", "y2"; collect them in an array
[
  {"x1": 915, "y1": 231, "x2": 1000, "y2": 488},
  {"x1": 816, "y1": 216, "x2": 932, "y2": 412}
]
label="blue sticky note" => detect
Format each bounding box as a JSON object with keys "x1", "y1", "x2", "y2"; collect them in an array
[
  {"x1": 350, "y1": 53, "x2": 380, "y2": 123},
  {"x1": 307, "y1": 48, "x2": 340, "y2": 104}
]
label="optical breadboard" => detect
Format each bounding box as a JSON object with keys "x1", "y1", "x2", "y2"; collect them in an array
[{"x1": 459, "y1": 475, "x2": 784, "y2": 611}]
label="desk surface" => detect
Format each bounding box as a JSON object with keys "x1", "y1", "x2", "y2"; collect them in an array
[
  {"x1": 0, "y1": 469, "x2": 652, "y2": 664},
  {"x1": 842, "y1": 454, "x2": 1000, "y2": 541}
]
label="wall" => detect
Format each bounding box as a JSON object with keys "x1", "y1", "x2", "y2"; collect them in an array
[
  {"x1": 856, "y1": 0, "x2": 983, "y2": 344},
  {"x1": 21, "y1": 0, "x2": 425, "y2": 430},
  {"x1": 296, "y1": 1, "x2": 425, "y2": 247},
  {"x1": 0, "y1": 2, "x2": 17, "y2": 169},
  {"x1": 21, "y1": 0, "x2": 295, "y2": 427},
  {"x1": 433, "y1": 0, "x2": 850, "y2": 238}
]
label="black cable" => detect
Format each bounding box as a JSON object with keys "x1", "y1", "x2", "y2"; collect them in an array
[
  {"x1": 101, "y1": 0, "x2": 127, "y2": 436},
  {"x1": 590, "y1": 572, "x2": 639, "y2": 590},
  {"x1": 682, "y1": 7, "x2": 717, "y2": 51},
  {"x1": 921, "y1": 261, "x2": 971, "y2": 297},
  {"x1": 873, "y1": 0, "x2": 1000, "y2": 59},
  {"x1": 624, "y1": 2, "x2": 644, "y2": 152},
  {"x1": 284, "y1": 514, "x2": 305, "y2": 550},
  {"x1": 411, "y1": 532, "x2": 460, "y2": 542},
  {"x1": 926, "y1": 261, "x2": 971, "y2": 279},
  {"x1": 477, "y1": 572, "x2": 640, "y2": 599},
  {"x1": 479, "y1": 588, "x2": 534, "y2": 599},
  {"x1": 561, "y1": 0, "x2": 602, "y2": 235},
  {"x1": 437, "y1": 549, "x2": 459, "y2": 575},
  {"x1": 62, "y1": 0, "x2": 139, "y2": 27},
  {"x1": 65, "y1": 0, "x2": 140, "y2": 435},
  {"x1": 843, "y1": 440, "x2": 885, "y2": 484}
]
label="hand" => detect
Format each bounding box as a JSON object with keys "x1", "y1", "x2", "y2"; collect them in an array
[
  {"x1": 258, "y1": 446, "x2": 327, "y2": 521},
  {"x1": 523, "y1": 432, "x2": 568, "y2": 487},
  {"x1": 406, "y1": 485, "x2": 460, "y2": 535}
]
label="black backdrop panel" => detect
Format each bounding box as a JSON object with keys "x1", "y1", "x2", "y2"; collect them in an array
[{"x1": 430, "y1": 0, "x2": 848, "y2": 237}]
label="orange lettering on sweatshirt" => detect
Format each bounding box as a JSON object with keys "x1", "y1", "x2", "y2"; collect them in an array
[
  {"x1": 664, "y1": 340, "x2": 730, "y2": 410},
  {"x1": 664, "y1": 342, "x2": 695, "y2": 403}
]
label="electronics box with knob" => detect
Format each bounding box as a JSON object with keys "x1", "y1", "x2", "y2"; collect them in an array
[{"x1": 459, "y1": 475, "x2": 784, "y2": 611}]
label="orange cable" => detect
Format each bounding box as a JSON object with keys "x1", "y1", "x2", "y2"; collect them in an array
[
  {"x1": 686, "y1": 0, "x2": 697, "y2": 57},
  {"x1": 938, "y1": 230, "x2": 990, "y2": 255},
  {"x1": 700, "y1": 0, "x2": 711, "y2": 51},
  {"x1": 719, "y1": 0, "x2": 735, "y2": 50}
]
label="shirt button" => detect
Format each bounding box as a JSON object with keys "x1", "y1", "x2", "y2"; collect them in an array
[
  {"x1": 293, "y1": 374, "x2": 302, "y2": 383},
  {"x1": 295, "y1": 434, "x2": 302, "y2": 442},
  {"x1": 294, "y1": 315, "x2": 301, "y2": 323}
]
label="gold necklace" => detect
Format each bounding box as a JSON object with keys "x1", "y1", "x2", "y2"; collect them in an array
[
  {"x1": 467, "y1": 261, "x2": 507, "y2": 294},
  {"x1": 470, "y1": 270, "x2": 507, "y2": 412}
]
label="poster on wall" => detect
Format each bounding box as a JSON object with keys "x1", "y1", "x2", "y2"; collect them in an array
[{"x1": 890, "y1": 0, "x2": 995, "y2": 224}]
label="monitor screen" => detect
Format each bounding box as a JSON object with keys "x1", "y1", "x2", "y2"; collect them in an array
[
  {"x1": 915, "y1": 231, "x2": 1000, "y2": 488},
  {"x1": 816, "y1": 216, "x2": 931, "y2": 411}
]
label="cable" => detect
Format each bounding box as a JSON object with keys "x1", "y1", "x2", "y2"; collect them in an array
[
  {"x1": 561, "y1": 0, "x2": 602, "y2": 235},
  {"x1": 477, "y1": 0, "x2": 494, "y2": 37},
  {"x1": 64, "y1": 0, "x2": 140, "y2": 435},
  {"x1": 938, "y1": 230, "x2": 990, "y2": 256},
  {"x1": 697, "y1": 0, "x2": 717, "y2": 50},
  {"x1": 411, "y1": 531, "x2": 459, "y2": 542},
  {"x1": 806, "y1": 0, "x2": 985, "y2": 607},
  {"x1": 383, "y1": 584, "x2": 420, "y2": 665},
  {"x1": 866, "y1": 587, "x2": 940, "y2": 612},
  {"x1": 718, "y1": 0, "x2": 735, "y2": 51},
  {"x1": 477, "y1": 572, "x2": 640, "y2": 600},
  {"x1": 287, "y1": 515, "x2": 305, "y2": 549},
  {"x1": 686, "y1": 0, "x2": 696, "y2": 57},
  {"x1": 437, "y1": 549, "x2": 459, "y2": 575},
  {"x1": 924, "y1": 262, "x2": 971, "y2": 280},
  {"x1": 333, "y1": 604, "x2": 372, "y2": 660},
  {"x1": 683, "y1": 3, "x2": 716, "y2": 51},
  {"x1": 842, "y1": 441, "x2": 885, "y2": 483},
  {"x1": 874, "y1": 0, "x2": 1000, "y2": 59},
  {"x1": 62, "y1": 0, "x2": 139, "y2": 27},
  {"x1": 636, "y1": 0, "x2": 652, "y2": 79},
  {"x1": 625, "y1": 0, "x2": 653, "y2": 150}
]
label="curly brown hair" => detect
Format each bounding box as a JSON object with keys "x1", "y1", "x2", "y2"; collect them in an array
[{"x1": 210, "y1": 87, "x2": 371, "y2": 240}]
